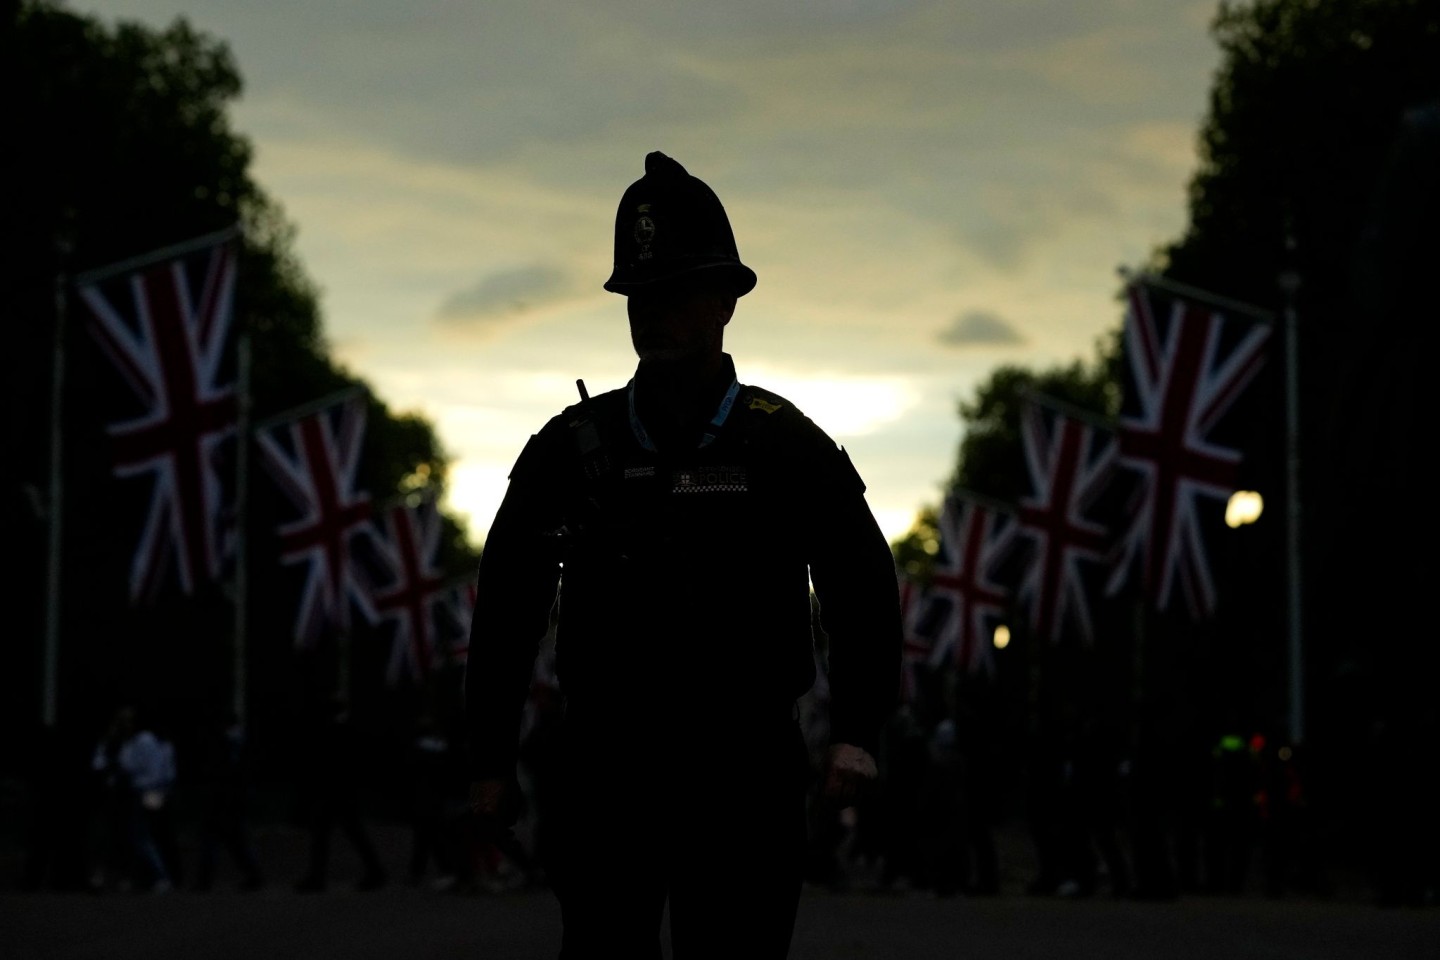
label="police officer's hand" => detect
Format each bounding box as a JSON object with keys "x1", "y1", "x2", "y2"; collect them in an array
[
  {"x1": 468, "y1": 778, "x2": 525, "y2": 861},
  {"x1": 468, "y1": 778, "x2": 509, "y2": 820},
  {"x1": 822, "y1": 743, "x2": 878, "y2": 807}
]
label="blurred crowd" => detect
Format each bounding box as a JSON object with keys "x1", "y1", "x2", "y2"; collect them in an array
[{"x1": 11, "y1": 684, "x2": 1438, "y2": 907}]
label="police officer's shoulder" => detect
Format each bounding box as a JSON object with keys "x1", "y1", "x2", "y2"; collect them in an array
[
  {"x1": 512, "y1": 414, "x2": 568, "y2": 473},
  {"x1": 558, "y1": 383, "x2": 629, "y2": 423},
  {"x1": 509, "y1": 385, "x2": 629, "y2": 480},
  {"x1": 739, "y1": 382, "x2": 866, "y2": 494},
  {"x1": 537, "y1": 385, "x2": 629, "y2": 442},
  {"x1": 738, "y1": 383, "x2": 822, "y2": 435},
  {"x1": 737, "y1": 382, "x2": 841, "y2": 452}
]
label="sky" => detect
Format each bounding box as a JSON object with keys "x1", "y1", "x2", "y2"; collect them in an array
[{"x1": 83, "y1": 0, "x2": 1223, "y2": 546}]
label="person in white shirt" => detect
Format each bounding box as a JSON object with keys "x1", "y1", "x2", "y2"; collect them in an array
[{"x1": 110, "y1": 706, "x2": 174, "y2": 892}]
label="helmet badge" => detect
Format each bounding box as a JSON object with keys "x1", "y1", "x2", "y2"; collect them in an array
[{"x1": 633, "y1": 209, "x2": 656, "y2": 260}]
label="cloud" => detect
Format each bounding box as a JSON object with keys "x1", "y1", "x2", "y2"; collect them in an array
[
  {"x1": 738, "y1": 365, "x2": 921, "y2": 438},
  {"x1": 938, "y1": 309, "x2": 1025, "y2": 347},
  {"x1": 437, "y1": 264, "x2": 571, "y2": 326},
  {"x1": 79, "y1": 0, "x2": 1219, "y2": 547},
  {"x1": 144, "y1": 0, "x2": 1214, "y2": 280}
]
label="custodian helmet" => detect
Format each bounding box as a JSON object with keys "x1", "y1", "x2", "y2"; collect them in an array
[{"x1": 603, "y1": 152, "x2": 757, "y2": 297}]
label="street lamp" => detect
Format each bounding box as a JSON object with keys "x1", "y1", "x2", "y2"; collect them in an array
[{"x1": 1225, "y1": 490, "x2": 1264, "y2": 528}]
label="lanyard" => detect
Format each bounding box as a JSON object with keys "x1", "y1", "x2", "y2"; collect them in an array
[{"x1": 628, "y1": 377, "x2": 741, "y2": 453}]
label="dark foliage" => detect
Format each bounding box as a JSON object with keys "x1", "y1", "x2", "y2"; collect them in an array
[
  {"x1": 894, "y1": 1, "x2": 1440, "y2": 875},
  {"x1": 3, "y1": 2, "x2": 477, "y2": 775}
]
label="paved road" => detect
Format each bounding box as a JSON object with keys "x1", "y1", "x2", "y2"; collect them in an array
[
  {"x1": 5, "y1": 881, "x2": 1439, "y2": 960},
  {"x1": 4, "y1": 819, "x2": 1437, "y2": 960}
]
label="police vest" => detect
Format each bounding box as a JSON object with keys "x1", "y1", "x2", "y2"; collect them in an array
[{"x1": 550, "y1": 381, "x2": 846, "y2": 713}]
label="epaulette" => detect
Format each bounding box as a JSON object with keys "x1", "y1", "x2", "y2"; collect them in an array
[{"x1": 739, "y1": 384, "x2": 789, "y2": 417}]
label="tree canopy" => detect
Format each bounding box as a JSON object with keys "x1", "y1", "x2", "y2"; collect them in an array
[
  {"x1": 911, "y1": 0, "x2": 1439, "y2": 584},
  {"x1": 898, "y1": 0, "x2": 1439, "y2": 772},
  {"x1": 3, "y1": 1, "x2": 477, "y2": 754},
  {"x1": 1167, "y1": 0, "x2": 1439, "y2": 304},
  {"x1": 1162, "y1": 0, "x2": 1439, "y2": 735}
]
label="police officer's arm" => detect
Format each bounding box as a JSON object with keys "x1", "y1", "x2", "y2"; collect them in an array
[
  {"x1": 803, "y1": 437, "x2": 902, "y2": 797},
  {"x1": 465, "y1": 420, "x2": 567, "y2": 816}
]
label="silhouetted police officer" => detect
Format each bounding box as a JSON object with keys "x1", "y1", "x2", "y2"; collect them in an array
[{"x1": 466, "y1": 152, "x2": 900, "y2": 959}]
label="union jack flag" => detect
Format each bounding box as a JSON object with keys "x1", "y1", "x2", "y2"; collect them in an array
[
  {"x1": 1106, "y1": 279, "x2": 1271, "y2": 617},
  {"x1": 78, "y1": 231, "x2": 239, "y2": 603},
  {"x1": 897, "y1": 576, "x2": 933, "y2": 703},
  {"x1": 372, "y1": 492, "x2": 466, "y2": 685},
  {"x1": 918, "y1": 492, "x2": 1018, "y2": 677},
  {"x1": 1016, "y1": 398, "x2": 1116, "y2": 646},
  {"x1": 255, "y1": 391, "x2": 376, "y2": 647}
]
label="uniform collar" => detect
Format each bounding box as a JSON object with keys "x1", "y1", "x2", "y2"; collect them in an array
[{"x1": 629, "y1": 353, "x2": 740, "y2": 453}]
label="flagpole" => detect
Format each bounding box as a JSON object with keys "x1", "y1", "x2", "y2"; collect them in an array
[
  {"x1": 1280, "y1": 260, "x2": 1305, "y2": 745},
  {"x1": 233, "y1": 331, "x2": 252, "y2": 725},
  {"x1": 1137, "y1": 271, "x2": 1277, "y2": 323},
  {"x1": 71, "y1": 224, "x2": 242, "y2": 288},
  {"x1": 252, "y1": 385, "x2": 368, "y2": 434},
  {"x1": 339, "y1": 630, "x2": 352, "y2": 706},
  {"x1": 43, "y1": 269, "x2": 69, "y2": 729}
]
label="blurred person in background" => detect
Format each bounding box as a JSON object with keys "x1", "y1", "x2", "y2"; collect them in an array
[
  {"x1": 98, "y1": 706, "x2": 172, "y2": 893},
  {"x1": 294, "y1": 695, "x2": 387, "y2": 893},
  {"x1": 193, "y1": 711, "x2": 263, "y2": 892},
  {"x1": 407, "y1": 713, "x2": 457, "y2": 890}
]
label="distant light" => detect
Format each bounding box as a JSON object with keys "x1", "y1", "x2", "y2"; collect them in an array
[
  {"x1": 1226, "y1": 490, "x2": 1264, "y2": 528},
  {"x1": 993, "y1": 624, "x2": 1010, "y2": 649},
  {"x1": 1279, "y1": 746, "x2": 1293, "y2": 762}
]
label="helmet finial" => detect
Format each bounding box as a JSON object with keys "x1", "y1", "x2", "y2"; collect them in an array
[{"x1": 644, "y1": 151, "x2": 689, "y2": 179}]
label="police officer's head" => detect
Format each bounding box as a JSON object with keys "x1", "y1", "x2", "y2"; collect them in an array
[
  {"x1": 606, "y1": 152, "x2": 754, "y2": 363},
  {"x1": 604, "y1": 151, "x2": 755, "y2": 298}
]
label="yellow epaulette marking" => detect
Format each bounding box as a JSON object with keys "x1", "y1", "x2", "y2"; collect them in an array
[{"x1": 748, "y1": 396, "x2": 783, "y2": 414}]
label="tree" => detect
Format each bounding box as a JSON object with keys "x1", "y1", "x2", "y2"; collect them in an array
[
  {"x1": 889, "y1": 0, "x2": 1438, "y2": 873},
  {"x1": 1159, "y1": 0, "x2": 1439, "y2": 712},
  {"x1": 1153, "y1": 0, "x2": 1439, "y2": 871},
  {"x1": 1166, "y1": 0, "x2": 1439, "y2": 304},
  {"x1": 2, "y1": 2, "x2": 477, "y2": 760}
]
